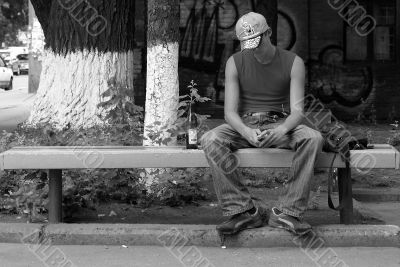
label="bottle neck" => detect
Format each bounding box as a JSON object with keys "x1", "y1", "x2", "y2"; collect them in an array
[{"x1": 189, "y1": 102, "x2": 196, "y2": 121}]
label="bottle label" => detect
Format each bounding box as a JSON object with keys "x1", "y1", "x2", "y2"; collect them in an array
[{"x1": 188, "y1": 129, "x2": 198, "y2": 145}]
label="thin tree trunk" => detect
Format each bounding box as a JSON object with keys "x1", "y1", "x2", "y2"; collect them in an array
[
  {"x1": 144, "y1": 0, "x2": 180, "y2": 146},
  {"x1": 143, "y1": 0, "x2": 180, "y2": 186}
]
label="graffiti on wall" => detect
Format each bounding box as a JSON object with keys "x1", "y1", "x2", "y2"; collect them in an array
[
  {"x1": 178, "y1": 0, "x2": 374, "y2": 118},
  {"x1": 179, "y1": 0, "x2": 300, "y2": 101},
  {"x1": 277, "y1": 10, "x2": 296, "y2": 51},
  {"x1": 180, "y1": 0, "x2": 239, "y2": 70},
  {"x1": 179, "y1": 0, "x2": 243, "y2": 102},
  {"x1": 308, "y1": 45, "x2": 374, "y2": 117}
]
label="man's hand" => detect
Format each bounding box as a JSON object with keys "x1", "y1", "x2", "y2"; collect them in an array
[
  {"x1": 259, "y1": 125, "x2": 288, "y2": 148},
  {"x1": 242, "y1": 127, "x2": 262, "y2": 147}
]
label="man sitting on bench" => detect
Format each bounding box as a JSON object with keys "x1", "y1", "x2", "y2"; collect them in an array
[{"x1": 201, "y1": 12, "x2": 324, "y2": 235}]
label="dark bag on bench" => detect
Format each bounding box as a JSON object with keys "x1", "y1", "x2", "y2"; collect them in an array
[{"x1": 319, "y1": 121, "x2": 369, "y2": 211}]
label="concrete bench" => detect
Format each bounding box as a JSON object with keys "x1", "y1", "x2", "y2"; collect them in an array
[{"x1": 1, "y1": 144, "x2": 399, "y2": 224}]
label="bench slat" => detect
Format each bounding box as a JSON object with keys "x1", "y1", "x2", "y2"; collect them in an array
[{"x1": 1, "y1": 145, "x2": 398, "y2": 170}]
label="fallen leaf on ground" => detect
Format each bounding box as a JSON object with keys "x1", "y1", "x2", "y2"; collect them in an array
[{"x1": 109, "y1": 210, "x2": 117, "y2": 217}]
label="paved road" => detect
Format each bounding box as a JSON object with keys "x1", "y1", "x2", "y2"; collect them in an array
[
  {"x1": 0, "y1": 244, "x2": 399, "y2": 267},
  {"x1": 0, "y1": 75, "x2": 34, "y2": 132}
]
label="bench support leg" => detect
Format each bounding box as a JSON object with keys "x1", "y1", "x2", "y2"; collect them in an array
[
  {"x1": 338, "y1": 167, "x2": 353, "y2": 224},
  {"x1": 48, "y1": 169, "x2": 63, "y2": 223}
]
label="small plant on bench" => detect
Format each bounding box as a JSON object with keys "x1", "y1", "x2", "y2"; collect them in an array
[{"x1": 144, "y1": 80, "x2": 211, "y2": 146}]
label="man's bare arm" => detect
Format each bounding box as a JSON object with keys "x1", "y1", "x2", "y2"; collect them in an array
[
  {"x1": 224, "y1": 56, "x2": 261, "y2": 146},
  {"x1": 276, "y1": 56, "x2": 306, "y2": 134}
]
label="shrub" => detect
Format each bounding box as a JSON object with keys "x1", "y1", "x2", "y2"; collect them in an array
[{"x1": 0, "y1": 79, "x2": 213, "y2": 219}]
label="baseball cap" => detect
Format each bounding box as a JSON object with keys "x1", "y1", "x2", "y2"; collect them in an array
[{"x1": 235, "y1": 12, "x2": 270, "y2": 50}]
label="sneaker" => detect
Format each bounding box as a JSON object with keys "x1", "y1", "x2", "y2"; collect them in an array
[
  {"x1": 268, "y1": 207, "x2": 311, "y2": 235},
  {"x1": 217, "y1": 208, "x2": 263, "y2": 235}
]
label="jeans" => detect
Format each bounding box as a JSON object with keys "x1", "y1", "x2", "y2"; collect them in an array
[{"x1": 201, "y1": 114, "x2": 324, "y2": 218}]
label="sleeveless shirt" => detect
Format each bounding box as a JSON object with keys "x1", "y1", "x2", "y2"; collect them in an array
[{"x1": 232, "y1": 47, "x2": 296, "y2": 115}]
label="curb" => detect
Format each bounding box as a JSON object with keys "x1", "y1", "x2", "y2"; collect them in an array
[
  {"x1": 1, "y1": 223, "x2": 398, "y2": 248},
  {"x1": 0, "y1": 223, "x2": 42, "y2": 244}
]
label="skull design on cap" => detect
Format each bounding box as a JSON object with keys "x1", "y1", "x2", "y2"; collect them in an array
[{"x1": 240, "y1": 18, "x2": 255, "y2": 38}]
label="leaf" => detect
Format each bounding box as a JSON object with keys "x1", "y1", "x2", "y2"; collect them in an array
[
  {"x1": 177, "y1": 109, "x2": 186, "y2": 118},
  {"x1": 178, "y1": 102, "x2": 189, "y2": 109},
  {"x1": 190, "y1": 88, "x2": 199, "y2": 97},
  {"x1": 104, "y1": 170, "x2": 117, "y2": 180},
  {"x1": 100, "y1": 88, "x2": 112, "y2": 98},
  {"x1": 195, "y1": 114, "x2": 211, "y2": 123},
  {"x1": 162, "y1": 138, "x2": 172, "y2": 145},
  {"x1": 109, "y1": 210, "x2": 117, "y2": 217},
  {"x1": 197, "y1": 97, "x2": 212, "y2": 103},
  {"x1": 166, "y1": 128, "x2": 176, "y2": 134}
]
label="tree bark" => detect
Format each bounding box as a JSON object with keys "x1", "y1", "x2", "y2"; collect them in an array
[
  {"x1": 143, "y1": 0, "x2": 180, "y2": 186},
  {"x1": 28, "y1": 0, "x2": 136, "y2": 128},
  {"x1": 143, "y1": 0, "x2": 180, "y2": 146},
  {"x1": 29, "y1": 0, "x2": 52, "y2": 34},
  {"x1": 29, "y1": 49, "x2": 135, "y2": 127}
]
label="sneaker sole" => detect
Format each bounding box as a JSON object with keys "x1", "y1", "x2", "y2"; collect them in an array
[
  {"x1": 268, "y1": 219, "x2": 310, "y2": 236},
  {"x1": 218, "y1": 219, "x2": 264, "y2": 235}
]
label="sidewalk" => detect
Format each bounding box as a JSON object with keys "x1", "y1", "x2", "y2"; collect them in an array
[
  {"x1": 0, "y1": 91, "x2": 35, "y2": 131},
  {"x1": 1, "y1": 244, "x2": 399, "y2": 267}
]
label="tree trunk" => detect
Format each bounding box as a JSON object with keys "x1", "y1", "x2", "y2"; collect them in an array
[
  {"x1": 143, "y1": 0, "x2": 180, "y2": 146},
  {"x1": 29, "y1": 49, "x2": 135, "y2": 127},
  {"x1": 28, "y1": 0, "x2": 136, "y2": 128},
  {"x1": 143, "y1": 0, "x2": 180, "y2": 186},
  {"x1": 256, "y1": 0, "x2": 278, "y2": 46}
]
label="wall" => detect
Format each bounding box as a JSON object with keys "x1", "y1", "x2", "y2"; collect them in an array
[
  {"x1": 133, "y1": 0, "x2": 400, "y2": 121},
  {"x1": 307, "y1": 0, "x2": 400, "y2": 121},
  {"x1": 278, "y1": 0, "x2": 308, "y2": 59}
]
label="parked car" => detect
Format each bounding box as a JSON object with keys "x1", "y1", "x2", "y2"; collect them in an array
[
  {"x1": 0, "y1": 56, "x2": 13, "y2": 91},
  {"x1": 0, "y1": 50, "x2": 11, "y2": 65},
  {"x1": 11, "y1": 54, "x2": 29, "y2": 75}
]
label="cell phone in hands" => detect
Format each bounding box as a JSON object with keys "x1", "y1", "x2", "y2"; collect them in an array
[{"x1": 257, "y1": 130, "x2": 270, "y2": 140}]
